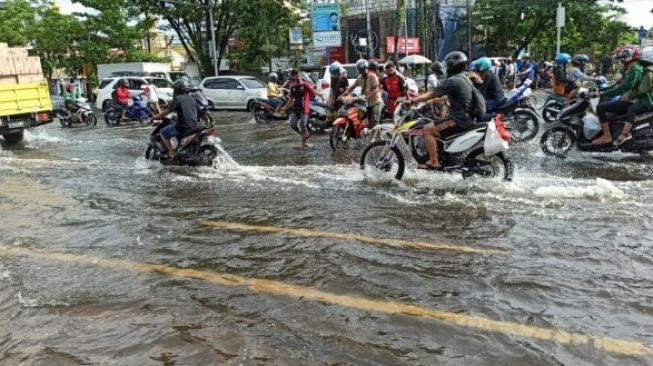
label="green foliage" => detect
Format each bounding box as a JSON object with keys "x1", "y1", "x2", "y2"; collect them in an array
[{"x1": 0, "y1": 0, "x2": 41, "y2": 47}]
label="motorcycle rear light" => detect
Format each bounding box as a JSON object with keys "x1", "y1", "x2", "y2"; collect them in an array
[{"x1": 321, "y1": 81, "x2": 330, "y2": 89}]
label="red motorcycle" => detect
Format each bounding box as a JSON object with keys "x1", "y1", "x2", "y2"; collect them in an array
[{"x1": 330, "y1": 96, "x2": 369, "y2": 150}]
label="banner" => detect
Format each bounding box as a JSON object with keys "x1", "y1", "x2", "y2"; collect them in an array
[
  {"x1": 386, "y1": 37, "x2": 421, "y2": 54},
  {"x1": 289, "y1": 27, "x2": 303, "y2": 45},
  {"x1": 312, "y1": 3, "x2": 341, "y2": 48}
]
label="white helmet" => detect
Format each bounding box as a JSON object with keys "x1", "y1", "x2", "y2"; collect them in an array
[
  {"x1": 641, "y1": 47, "x2": 653, "y2": 64},
  {"x1": 269, "y1": 72, "x2": 278, "y2": 80}
]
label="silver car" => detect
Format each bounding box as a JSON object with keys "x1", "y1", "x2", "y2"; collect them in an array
[{"x1": 200, "y1": 76, "x2": 267, "y2": 111}]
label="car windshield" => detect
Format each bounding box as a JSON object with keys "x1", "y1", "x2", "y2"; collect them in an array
[
  {"x1": 146, "y1": 78, "x2": 172, "y2": 88},
  {"x1": 98, "y1": 79, "x2": 114, "y2": 89},
  {"x1": 168, "y1": 72, "x2": 188, "y2": 82},
  {"x1": 240, "y1": 78, "x2": 265, "y2": 89}
]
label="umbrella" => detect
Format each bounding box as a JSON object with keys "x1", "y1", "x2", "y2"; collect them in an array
[{"x1": 399, "y1": 54, "x2": 432, "y2": 65}]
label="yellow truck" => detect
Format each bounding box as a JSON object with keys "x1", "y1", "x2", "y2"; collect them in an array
[{"x1": 0, "y1": 81, "x2": 53, "y2": 144}]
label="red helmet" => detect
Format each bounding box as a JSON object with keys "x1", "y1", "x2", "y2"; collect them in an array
[{"x1": 613, "y1": 45, "x2": 641, "y2": 64}]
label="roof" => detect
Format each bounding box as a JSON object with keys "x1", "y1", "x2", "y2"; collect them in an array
[{"x1": 204, "y1": 75, "x2": 260, "y2": 80}]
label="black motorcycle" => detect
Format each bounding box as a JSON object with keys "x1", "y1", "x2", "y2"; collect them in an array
[
  {"x1": 540, "y1": 89, "x2": 653, "y2": 158},
  {"x1": 145, "y1": 119, "x2": 221, "y2": 166},
  {"x1": 252, "y1": 91, "x2": 289, "y2": 124},
  {"x1": 306, "y1": 99, "x2": 330, "y2": 132}
]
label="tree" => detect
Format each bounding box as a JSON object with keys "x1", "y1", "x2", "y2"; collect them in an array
[
  {"x1": 393, "y1": 0, "x2": 406, "y2": 62},
  {"x1": 32, "y1": 6, "x2": 84, "y2": 79},
  {"x1": 0, "y1": 0, "x2": 41, "y2": 47}
]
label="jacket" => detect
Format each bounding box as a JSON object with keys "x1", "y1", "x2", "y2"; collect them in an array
[
  {"x1": 602, "y1": 63, "x2": 643, "y2": 98},
  {"x1": 625, "y1": 64, "x2": 653, "y2": 109}
]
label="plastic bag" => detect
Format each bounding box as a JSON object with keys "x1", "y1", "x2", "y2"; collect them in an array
[
  {"x1": 484, "y1": 119, "x2": 510, "y2": 156},
  {"x1": 582, "y1": 113, "x2": 601, "y2": 140}
]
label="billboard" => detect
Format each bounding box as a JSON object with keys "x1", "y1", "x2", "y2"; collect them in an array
[
  {"x1": 386, "y1": 37, "x2": 421, "y2": 54},
  {"x1": 312, "y1": 3, "x2": 341, "y2": 48}
]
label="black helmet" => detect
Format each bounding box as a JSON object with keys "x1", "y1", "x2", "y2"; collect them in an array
[
  {"x1": 172, "y1": 78, "x2": 190, "y2": 96},
  {"x1": 431, "y1": 61, "x2": 444, "y2": 73},
  {"x1": 118, "y1": 79, "x2": 128, "y2": 88},
  {"x1": 443, "y1": 51, "x2": 468, "y2": 76},
  {"x1": 572, "y1": 54, "x2": 590, "y2": 67},
  {"x1": 368, "y1": 60, "x2": 379, "y2": 71}
]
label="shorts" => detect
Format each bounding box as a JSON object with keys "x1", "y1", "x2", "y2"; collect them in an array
[
  {"x1": 114, "y1": 101, "x2": 129, "y2": 112},
  {"x1": 432, "y1": 119, "x2": 467, "y2": 138},
  {"x1": 289, "y1": 112, "x2": 308, "y2": 131},
  {"x1": 160, "y1": 125, "x2": 181, "y2": 139},
  {"x1": 367, "y1": 103, "x2": 383, "y2": 128}
]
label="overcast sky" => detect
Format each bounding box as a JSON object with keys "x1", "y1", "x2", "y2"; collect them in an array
[{"x1": 58, "y1": 0, "x2": 653, "y2": 29}]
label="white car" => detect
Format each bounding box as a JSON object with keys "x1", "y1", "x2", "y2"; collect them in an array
[
  {"x1": 315, "y1": 63, "x2": 359, "y2": 100},
  {"x1": 96, "y1": 77, "x2": 174, "y2": 111},
  {"x1": 199, "y1": 76, "x2": 267, "y2": 111}
]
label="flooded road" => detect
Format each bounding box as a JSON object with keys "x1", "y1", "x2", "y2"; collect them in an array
[{"x1": 1, "y1": 111, "x2": 652, "y2": 365}]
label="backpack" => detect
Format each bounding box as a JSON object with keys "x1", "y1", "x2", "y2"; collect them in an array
[{"x1": 456, "y1": 74, "x2": 486, "y2": 121}]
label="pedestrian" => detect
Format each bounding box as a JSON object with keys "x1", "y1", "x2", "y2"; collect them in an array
[
  {"x1": 506, "y1": 59, "x2": 516, "y2": 88},
  {"x1": 498, "y1": 60, "x2": 507, "y2": 86},
  {"x1": 141, "y1": 81, "x2": 160, "y2": 115},
  {"x1": 278, "y1": 69, "x2": 323, "y2": 149}
]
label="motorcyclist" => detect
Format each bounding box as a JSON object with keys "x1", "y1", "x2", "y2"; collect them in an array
[
  {"x1": 327, "y1": 62, "x2": 349, "y2": 124},
  {"x1": 552, "y1": 52, "x2": 572, "y2": 96},
  {"x1": 594, "y1": 46, "x2": 644, "y2": 145},
  {"x1": 343, "y1": 59, "x2": 385, "y2": 130},
  {"x1": 279, "y1": 69, "x2": 322, "y2": 149},
  {"x1": 380, "y1": 62, "x2": 407, "y2": 113},
  {"x1": 114, "y1": 79, "x2": 130, "y2": 121},
  {"x1": 427, "y1": 61, "x2": 445, "y2": 91},
  {"x1": 405, "y1": 51, "x2": 474, "y2": 170},
  {"x1": 517, "y1": 55, "x2": 534, "y2": 86},
  {"x1": 63, "y1": 83, "x2": 79, "y2": 112},
  {"x1": 615, "y1": 47, "x2": 653, "y2": 145},
  {"x1": 266, "y1": 72, "x2": 284, "y2": 110},
  {"x1": 469, "y1": 57, "x2": 506, "y2": 113},
  {"x1": 152, "y1": 79, "x2": 199, "y2": 159}
]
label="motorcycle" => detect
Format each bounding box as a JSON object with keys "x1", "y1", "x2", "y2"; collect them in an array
[
  {"x1": 104, "y1": 94, "x2": 150, "y2": 126},
  {"x1": 191, "y1": 89, "x2": 214, "y2": 126},
  {"x1": 144, "y1": 118, "x2": 222, "y2": 167},
  {"x1": 500, "y1": 80, "x2": 540, "y2": 141},
  {"x1": 329, "y1": 96, "x2": 369, "y2": 150},
  {"x1": 306, "y1": 99, "x2": 330, "y2": 132},
  {"x1": 55, "y1": 97, "x2": 97, "y2": 127},
  {"x1": 541, "y1": 77, "x2": 608, "y2": 123},
  {"x1": 252, "y1": 91, "x2": 289, "y2": 124},
  {"x1": 360, "y1": 101, "x2": 514, "y2": 181},
  {"x1": 540, "y1": 88, "x2": 653, "y2": 159}
]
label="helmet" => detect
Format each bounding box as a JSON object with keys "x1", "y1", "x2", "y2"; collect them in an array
[
  {"x1": 118, "y1": 79, "x2": 128, "y2": 88},
  {"x1": 329, "y1": 62, "x2": 342, "y2": 75},
  {"x1": 572, "y1": 54, "x2": 590, "y2": 66},
  {"x1": 355, "y1": 59, "x2": 369, "y2": 73},
  {"x1": 430, "y1": 61, "x2": 443, "y2": 72},
  {"x1": 613, "y1": 45, "x2": 641, "y2": 64},
  {"x1": 368, "y1": 60, "x2": 379, "y2": 71},
  {"x1": 65, "y1": 83, "x2": 75, "y2": 91},
  {"x1": 443, "y1": 51, "x2": 468, "y2": 75},
  {"x1": 554, "y1": 52, "x2": 571, "y2": 64},
  {"x1": 473, "y1": 57, "x2": 492, "y2": 72},
  {"x1": 268, "y1": 72, "x2": 278, "y2": 81},
  {"x1": 641, "y1": 47, "x2": 653, "y2": 64},
  {"x1": 172, "y1": 78, "x2": 190, "y2": 96}
]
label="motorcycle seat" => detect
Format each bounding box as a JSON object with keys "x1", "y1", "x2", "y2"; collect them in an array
[
  {"x1": 180, "y1": 127, "x2": 205, "y2": 137},
  {"x1": 607, "y1": 111, "x2": 653, "y2": 124},
  {"x1": 476, "y1": 114, "x2": 495, "y2": 123}
]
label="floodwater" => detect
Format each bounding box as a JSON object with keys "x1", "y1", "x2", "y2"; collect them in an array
[{"x1": 0, "y1": 109, "x2": 652, "y2": 365}]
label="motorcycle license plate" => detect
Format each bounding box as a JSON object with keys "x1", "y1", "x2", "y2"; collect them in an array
[{"x1": 8, "y1": 121, "x2": 25, "y2": 129}]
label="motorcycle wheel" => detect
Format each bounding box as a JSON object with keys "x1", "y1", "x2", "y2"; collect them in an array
[
  {"x1": 329, "y1": 124, "x2": 350, "y2": 150},
  {"x1": 509, "y1": 110, "x2": 540, "y2": 142},
  {"x1": 104, "y1": 110, "x2": 118, "y2": 126},
  {"x1": 542, "y1": 100, "x2": 563, "y2": 123},
  {"x1": 145, "y1": 145, "x2": 163, "y2": 161},
  {"x1": 198, "y1": 145, "x2": 219, "y2": 167},
  {"x1": 360, "y1": 140, "x2": 405, "y2": 180},
  {"x1": 59, "y1": 118, "x2": 69, "y2": 128},
  {"x1": 540, "y1": 127, "x2": 575, "y2": 159},
  {"x1": 253, "y1": 109, "x2": 266, "y2": 124},
  {"x1": 464, "y1": 148, "x2": 513, "y2": 181}
]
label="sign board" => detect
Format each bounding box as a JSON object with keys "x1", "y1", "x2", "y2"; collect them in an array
[
  {"x1": 386, "y1": 37, "x2": 421, "y2": 54},
  {"x1": 311, "y1": 3, "x2": 341, "y2": 48},
  {"x1": 289, "y1": 27, "x2": 303, "y2": 45},
  {"x1": 556, "y1": 4, "x2": 565, "y2": 28}
]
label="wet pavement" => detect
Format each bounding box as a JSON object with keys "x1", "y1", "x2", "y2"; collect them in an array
[{"x1": 0, "y1": 109, "x2": 652, "y2": 365}]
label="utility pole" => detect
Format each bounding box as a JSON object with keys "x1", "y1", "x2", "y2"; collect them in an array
[
  {"x1": 556, "y1": 3, "x2": 565, "y2": 55},
  {"x1": 466, "y1": 0, "x2": 472, "y2": 57},
  {"x1": 364, "y1": 0, "x2": 373, "y2": 58},
  {"x1": 209, "y1": 0, "x2": 218, "y2": 76}
]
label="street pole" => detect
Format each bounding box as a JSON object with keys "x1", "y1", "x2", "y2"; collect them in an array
[
  {"x1": 556, "y1": 3, "x2": 565, "y2": 55},
  {"x1": 364, "y1": 0, "x2": 373, "y2": 58},
  {"x1": 209, "y1": 0, "x2": 218, "y2": 76},
  {"x1": 466, "y1": 0, "x2": 472, "y2": 57}
]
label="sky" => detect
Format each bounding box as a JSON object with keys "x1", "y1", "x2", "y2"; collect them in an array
[{"x1": 57, "y1": 0, "x2": 653, "y2": 28}]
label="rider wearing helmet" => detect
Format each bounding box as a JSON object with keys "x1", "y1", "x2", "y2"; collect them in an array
[
  {"x1": 63, "y1": 83, "x2": 79, "y2": 113},
  {"x1": 406, "y1": 51, "x2": 474, "y2": 170},
  {"x1": 343, "y1": 59, "x2": 385, "y2": 129},
  {"x1": 114, "y1": 79, "x2": 131, "y2": 120},
  {"x1": 152, "y1": 79, "x2": 199, "y2": 159},
  {"x1": 553, "y1": 52, "x2": 572, "y2": 96},
  {"x1": 327, "y1": 62, "x2": 349, "y2": 123},
  {"x1": 569, "y1": 54, "x2": 596, "y2": 85},
  {"x1": 470, "y1": 57, "x2": 505, "y2": 113},
  {"x1": 380, "y1": 62, "x2": 407, "y2": 113},
  {"x1": 267, "y1": 72, "x2": 283, "y2": 109},
  {"x1": 595, "y1": 46, "x2": 647, "y2": 146},
  {"x1": 427, "y1": 61, "x2": 445, "y2": 91},
  {"x1": 517, "y1": 54, "x2": 534, "y2": 86}
]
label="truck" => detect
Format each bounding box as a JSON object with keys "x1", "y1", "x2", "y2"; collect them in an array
[
  {"x1": 97, "y1": 62, "x2": 189, "y2": 83},
  {"x1": 0, "y1": 44, "x2": 52, "y2": 144}
]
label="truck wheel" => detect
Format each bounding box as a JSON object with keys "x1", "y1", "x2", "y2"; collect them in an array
[{"x1": 2, "y1": 131, "x2": 24, "y2": 145}]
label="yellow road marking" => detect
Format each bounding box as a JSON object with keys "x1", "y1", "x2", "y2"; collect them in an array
[
  {"x1": 200, "y1": 220, "x2": 508, "y2": 256},
  {"x1": 1, "y1": 244, "x2": 651, "y2": 357}
]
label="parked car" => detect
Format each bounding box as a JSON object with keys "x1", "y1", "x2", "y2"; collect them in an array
[
  {"x1": 316, "y1": 63, "x2": 359, "y2": 100},
  {"x1": 199, "y1": 76, "x2": 267, "y2": 111},
  {"x1": 96, "y1": 77, "x2": 174, "y2": 111}
]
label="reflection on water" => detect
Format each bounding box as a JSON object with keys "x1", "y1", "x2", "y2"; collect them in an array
[{"x1": 0, "y1": 113, "x2": 652, "y2": 365}]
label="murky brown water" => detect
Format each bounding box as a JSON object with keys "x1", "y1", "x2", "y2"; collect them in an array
[{"x1": 0, "y1": 109, "x2": 652, "y2": 365}]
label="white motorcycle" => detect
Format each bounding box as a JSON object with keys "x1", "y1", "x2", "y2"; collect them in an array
[
  {"x1": 360, "y1": 101, "x2": 514, "y2": 181},
  {"x1": 55, "y1": 97, "x2": 97, "y2": 128}
]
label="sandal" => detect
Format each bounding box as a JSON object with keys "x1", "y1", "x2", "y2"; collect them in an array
[
  {"x1": 613, "y1": 134, "x2": 632, "y2": 146},
  {"x1": 417, "y1": 163, "x2": 442, "y2": 171}
]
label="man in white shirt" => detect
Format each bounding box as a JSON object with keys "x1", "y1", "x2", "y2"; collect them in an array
[{"x1": 141, "y1": 82, "x2": 160, "y2": 114}]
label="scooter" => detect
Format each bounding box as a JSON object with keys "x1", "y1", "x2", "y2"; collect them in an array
[
  {"x1": 307, "y1": 99, "x2": 330, "y2": 132},
  {"x1": 145, "y1": 118, "x2": 222, "y2": 167},
  {"x1": 104, "y1": 95, "x2": 150, "y2": 126},
  {"x1": 540, "y1": 88, "x2": 653, "y2": 158},
  {"x1": 55, "y1": 97, "x2": 97, "y2": 127},
  {"x1": 500, "y1": 80, "x2": 540, "y2": 141},
  {"x1": 252, "y1": 91, "x2": 289, "y2": 124}
]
